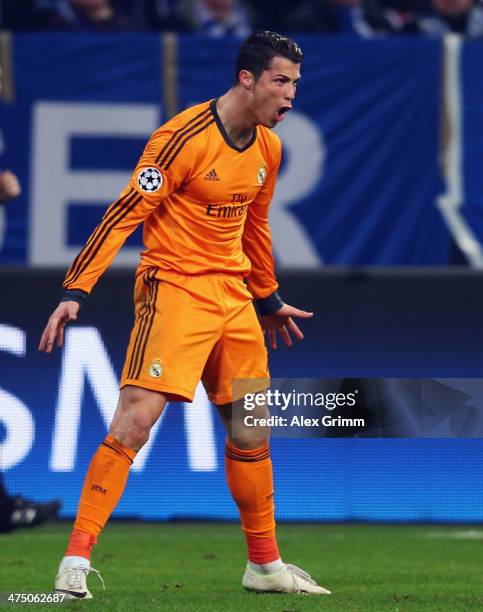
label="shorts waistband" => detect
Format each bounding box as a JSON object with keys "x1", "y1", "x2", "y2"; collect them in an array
[{"x1": 137, "y1": 266, "x2": 246, "y2": 282}]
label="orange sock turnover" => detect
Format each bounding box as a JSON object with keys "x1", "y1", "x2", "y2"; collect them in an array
[
  {"x1": 65, "y1": 434, "x2": 137, "y2": 560},
  {"x1": 225, "y1": 440, "x2": 280, "y2": 564}
]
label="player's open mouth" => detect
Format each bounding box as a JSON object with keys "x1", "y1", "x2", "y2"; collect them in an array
[{"x1": 275, "y1": 106, "x2": 292, "y2": 122}]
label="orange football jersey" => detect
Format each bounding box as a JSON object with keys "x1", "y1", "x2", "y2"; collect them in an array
[{"x1": 63, "y1": 99, "x2": 281, "y2": 299}]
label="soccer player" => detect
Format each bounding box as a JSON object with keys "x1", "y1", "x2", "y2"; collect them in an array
[{"x1": 39, "y1": 30, "x2": 330, "y2": 598}]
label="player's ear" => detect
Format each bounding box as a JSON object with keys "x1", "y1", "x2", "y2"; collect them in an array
[{"x1": 239, "y1": 69, "x2": 255, "y2": 91}]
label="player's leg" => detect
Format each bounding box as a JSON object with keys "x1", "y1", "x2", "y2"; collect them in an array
[
  {"x1": 55, "y1": 269, "x2": 221, "y2": 598},
  {"x1": 215, "y1": 398, "x2": 279, "y2": 565},
  {"x1": 55, "y1": 385, "x2": 167, "y2": 599},
  {"x1": 206, "y1": 276, "x2": 330, "y2": 594},
  {"x1": 217, "y1": 397, "x2": 330, "y2": 595},
  {"x1": 56, "y1": 270, "x2": 170, "y2": 598},
  {"x1": 217, "y1": 398, "x2": 328, "y2": 594},
  {"x1": 65, "y1": 385, "x2": 167, "y2": 554},
  {"x1": 204, "y1": 278, "x2": 282, "y2": 568}
]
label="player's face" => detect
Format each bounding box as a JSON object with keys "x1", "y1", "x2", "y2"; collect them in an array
[{"x1": 250, "y1": 56, "x2": 301, "y2": 128}]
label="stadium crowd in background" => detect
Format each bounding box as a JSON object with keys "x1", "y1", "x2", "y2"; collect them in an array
[{"x1": 1, "y1": 0, "x2": 483, "y2": 38}]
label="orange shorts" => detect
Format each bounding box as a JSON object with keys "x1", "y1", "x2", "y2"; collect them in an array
[{"x1": 120, "y1": 267, "x2": 269, "y2": 404}]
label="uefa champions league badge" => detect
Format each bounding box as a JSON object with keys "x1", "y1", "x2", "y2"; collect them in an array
[{"x1": 137, "y1": 167, "x2": 163, "y2": 193}]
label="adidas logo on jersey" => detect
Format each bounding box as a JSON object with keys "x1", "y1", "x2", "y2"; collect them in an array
[{"x1": 204, "y1": 168, "x2": 220, "y2": 181}]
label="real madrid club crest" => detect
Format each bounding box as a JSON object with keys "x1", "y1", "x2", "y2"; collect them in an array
[
  {"x1": 149, "y1": 358, "x2": 163, "y2": 378},
  {"x1": 257, "y1": 166, "x2": 267, "y2": 185}
]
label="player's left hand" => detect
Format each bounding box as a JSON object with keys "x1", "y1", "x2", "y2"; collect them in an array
[{"x1": 260, "y1": 303, "x2": 313, "y2": 349}]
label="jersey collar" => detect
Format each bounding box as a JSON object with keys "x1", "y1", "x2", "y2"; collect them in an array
[{"x1": 210, "y1": 99, "x2": 257, "y2": 153}]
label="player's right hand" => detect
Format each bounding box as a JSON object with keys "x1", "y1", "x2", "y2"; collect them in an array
[{"x1": 38, "y1": 301, "x2": 80, "y2": 353}]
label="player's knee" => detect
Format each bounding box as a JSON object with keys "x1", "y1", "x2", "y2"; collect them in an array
[
  {"x1": 130, "y1": 408, "x2": 154, "y2": 438},
  {"x1": 229, "y1": 430, "x2": 269, "y2": 450},
  {"x1": 110, "y1": 404, "x2": 156, "y2": 450},
  {"x1": 110, "y1": 408, "x2": 152, "y2": 449},
  {"x1": 110, "y1": 388, "x2": 166, "y2": 450}
]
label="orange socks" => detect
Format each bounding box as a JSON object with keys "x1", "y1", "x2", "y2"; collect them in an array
[
  {"x1": 66, "y1": 435, "x2": 279, "y2": 564},
  {"x1": 225, "y1": 440, "x2": 280, "y2": 564},
  {"x1": 65, "y1": 434, "x2": 137, "y2": 560}
]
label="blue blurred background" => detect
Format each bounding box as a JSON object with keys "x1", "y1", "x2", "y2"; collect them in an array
[{"x1": 2, "y1": 15, "x2": 483, "y2": 522}]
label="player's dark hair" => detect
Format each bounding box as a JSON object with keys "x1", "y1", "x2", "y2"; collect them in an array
[{"x1": 234, "y1": 31, "x2": 303, "y2": 85}]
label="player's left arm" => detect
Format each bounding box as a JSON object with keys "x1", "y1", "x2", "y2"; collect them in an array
[
  {"x1": 259, "y1": 303, "x2": 313, "y2": 350},
  {"x1": 242, "y1": 143, "x2": 313, "y2": 350}
]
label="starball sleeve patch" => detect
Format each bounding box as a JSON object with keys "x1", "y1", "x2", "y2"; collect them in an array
[{"x1": 137, "y1": 167, "x2": 163, "y2": 193}]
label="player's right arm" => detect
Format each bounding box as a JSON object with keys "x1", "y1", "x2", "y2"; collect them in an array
[
  {"x1": 38, "y1": 120, "x2": 194, "y2": 353},
  {"x1": 62, "y1": 124, "x2": 192, "y2": 296},
  {"x1": 38, "y1": 301, "x2": 80, "y2": 353}
]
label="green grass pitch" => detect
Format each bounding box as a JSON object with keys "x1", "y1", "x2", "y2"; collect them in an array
[{"x1": 1, "y1": 522, "x2": 482, "y2": 611}]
